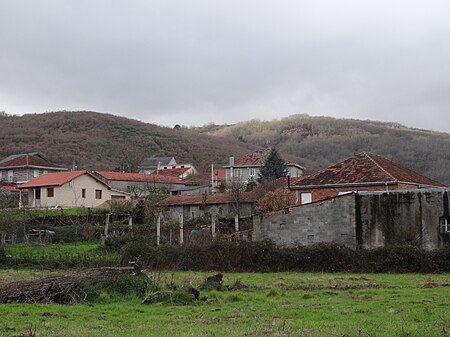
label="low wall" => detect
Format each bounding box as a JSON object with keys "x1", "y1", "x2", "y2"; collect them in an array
[
  {"x1": 254, "y1": 194, "x2": 357, "y2": 248},
  {"x1": 254, "y1": 189, "x2": 450, "y2": 249}
]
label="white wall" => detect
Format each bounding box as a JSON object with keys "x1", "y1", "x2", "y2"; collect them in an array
[{"x1": 28, "y1": 174, "x2": 129, "y2": 208}]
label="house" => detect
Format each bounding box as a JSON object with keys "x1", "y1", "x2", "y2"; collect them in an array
[
  {"x1": 18, "y1": 170, "x2": 130, "y2": 208},
  {"x1": 225, "y1": 151, "x2": 305, "y2": 186},
  {"x1": 96, "y1": 170, "x2": 209, "y2": 197},
  {"x1": 138, "y1": 156, "x2": 177, "y2": 174},
  {"x1": 150, "y1": 165, "x2": 197, "y2": 180},
  {"x1": 0, "y1": 152, "x2": 67, "y2": 184},
  {"x1": 289, "y1": 152, "x2": 446, "y2": 205},
  {"x1": 96, "y1": 171, "x2": 187, "y2": 196},
  {"x1": 158, "y1": 191, "x2": 257, "y2": 224}
]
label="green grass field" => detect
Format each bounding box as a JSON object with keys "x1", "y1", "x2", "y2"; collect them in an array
[
  {"x1": 1, "y1": 269, "x2": 449, "y2": 337},
  {"x1": 2, "y1": 243, "x2": 120, "y2": 267}
]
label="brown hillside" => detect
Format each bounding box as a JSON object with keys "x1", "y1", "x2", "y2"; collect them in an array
[
  {"x1": 0, "y1": 111, "x2": 259, "y2": 172},
  {"x1": 199, "y1": 114, "x2": 450, "y2": 186}
]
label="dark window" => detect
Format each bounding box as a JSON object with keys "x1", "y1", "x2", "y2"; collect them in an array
[
  {"x1": 82, "y1": 189, "x2": 86, "y2": 198},
  {"x1": 95, "y1": 189, "x2": 102, "y2": 199},
  {"x1": 35, "y1": 189, "x2": 41, "y2": 200},
  {"x1": 47, "y1": 188, "x2": 54, "y2": 198}
]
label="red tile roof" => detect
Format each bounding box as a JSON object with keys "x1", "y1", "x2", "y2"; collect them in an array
[
  {"x1": 0, "y1": 153, "x2": 66, "y2": 169},
  {"x1": 97, "y1": 171, "x2": 183, "y2": 184},
  {"x1": 150, "y1": 167, "x2": 191, "y2": 179},
  {"x1": 157, "y1": 191, "x2": 257, "y2": 206},
  {"x1": 18, "y1": 171, "x2": 111, "y2": 189},
  {"x1": 234, "y1": 151, "x2": 268, "y2": 166},
  {"x1": 293, "y1": 152, "x2": 446, "y2": 188},
  {"x1": 0, "y1": 181, "x2": 22, "y2": 192},
  {"x1": 230, "y1": 150, "x2": 302, "y2": 168}
]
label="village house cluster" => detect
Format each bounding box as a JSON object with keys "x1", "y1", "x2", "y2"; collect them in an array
[{"x1": 1, "y1": 150, "x2": 449, "y2": 249}]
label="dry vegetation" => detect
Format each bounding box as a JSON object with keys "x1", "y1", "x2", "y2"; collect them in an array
[
  {"x1": 0, "y1": 111, "x2": 258, "y2": 173},
  {"x1": 2, "y1": 111, "x2": 450, "y2": 185},
  {"x1": 201, "y1": 114, "x2": 450, "y2": 185}
]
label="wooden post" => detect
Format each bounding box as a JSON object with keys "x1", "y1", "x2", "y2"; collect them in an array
[
  {"x1": 156, "y1": 214, "x2": 161, "y2": 246},
  {"x1": 179, "y1": 214, "x2": 184, "y2": 245},
  {"x1": 104, "y1": 214, "x2": 110, "y2": 237},
  {"x1": 211, "y1": 215, "x2": 216, "y2": 238},
  {"x1": 234, "y1": 214, "x2": 239, "y2": 232},
  {"x1": 128, "y1": 215, "x2": 133, "y2": 237}
]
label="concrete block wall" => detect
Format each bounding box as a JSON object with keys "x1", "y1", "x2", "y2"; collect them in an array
[
  {"x1": 358, "y1": 189, "x2": 449, "y2": 250},
  {"x1": 254, "y1": 194, "x2": 357, "y2": 248}
]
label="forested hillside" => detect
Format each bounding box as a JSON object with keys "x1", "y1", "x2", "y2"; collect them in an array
[
  {"x1": 197, "y1": 114, "x2": 450, "y2": 186},
  {"x1": 1, "y1": 111, "x2": 449, "y2": 186},
  {"x1": 0, "y1": 111, "x2": 258, "y2": 172}
]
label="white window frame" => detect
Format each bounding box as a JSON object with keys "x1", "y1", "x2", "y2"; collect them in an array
[
  {"x1": 301, "y1": 192, "x2": 312, "y2": 204},
  {"x1": 440, "y1": 218, "x2": 450, "y2": 233},
  {"x1": 249, "y1": 168, "x2": 256, "y2": 177},
  {"x1": 8, "y1": 170, "x2": 13, "y2": 182}
]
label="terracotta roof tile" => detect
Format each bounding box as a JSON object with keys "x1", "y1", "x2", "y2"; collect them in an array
[
  {"x1": 18, "y1": 171, "x2": 111, "y2": 189},
  {"x1": 157, "y1": 191, "x2": 257, "y2": 206},
  {"x1": 293, "y1": 152, "x2": 445, "y2": 188},
  {"x1": 150, "y1": 168, "x2": 190, "y2": 179},
  {"x1": 0, "y1": 153, "x2": 66, "y2": 169},
  {"x1": 97, "y1": 171, "x2": 183, "y2": 184}
]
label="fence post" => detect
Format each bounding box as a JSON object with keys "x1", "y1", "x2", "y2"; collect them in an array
[
  {"x1": 156, "y1": 214, "x2": 161, "y2": 246},
  {"x1": 211, "y1": 215, "x2": 216, "y2": 238},
  {"x1": 179, "y1": 213, "x2": 184, "y2": 245}
]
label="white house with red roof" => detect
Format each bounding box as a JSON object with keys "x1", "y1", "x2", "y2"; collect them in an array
[
  {"x1": 225, "y1": 150, "x2": 305, "y2": 186},
  {"x1": 18, "y1": 171, "x2": 130, "y2": 208},
  {"x1": 0, "y1": 152, "x2": 67, "y2": 184}
]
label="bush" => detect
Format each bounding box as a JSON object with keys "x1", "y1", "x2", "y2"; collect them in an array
[
  {"x1": 78, "y1": 273, "x2": 149, "y2": 302},
  {"x1": 120, "y1": 239, "x2": 450, "y2": 273},
  {"x1": 0, "y1": 246, "x2": 5, "y2": 263}
]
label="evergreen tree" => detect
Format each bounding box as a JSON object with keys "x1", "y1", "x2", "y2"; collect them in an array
[{"x1": 258, "y1": 148, "x2": 287, "y2": 183}]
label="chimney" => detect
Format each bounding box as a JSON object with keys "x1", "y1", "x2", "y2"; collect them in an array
[{"x1": 229, "y1": 155, "x2": 234, "y2": 167}]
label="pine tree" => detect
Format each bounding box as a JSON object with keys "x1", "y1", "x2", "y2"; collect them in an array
[{"x1": 258, "y1": 148, "x2": 287, "y2": 183}]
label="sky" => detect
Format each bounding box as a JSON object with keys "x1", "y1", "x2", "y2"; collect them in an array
[{"x1": 1, "y1": 1, "x2": 450, "y2": 131}]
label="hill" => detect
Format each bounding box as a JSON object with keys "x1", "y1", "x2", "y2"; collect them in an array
[
  {"x1": 0, "y1": 111, "x2": 258, "y2": 172},
  {"x1": 195, "y1": 114, "x2": 450, "y2": 186}
]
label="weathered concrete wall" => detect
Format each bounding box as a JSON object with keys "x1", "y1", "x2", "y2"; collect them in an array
[
  {"x1": 254, "y1": 189, "x2": 449, "y2": 249},
  {"x1": 358, "y1": 190, "x2": 449, "y2": 250},
  {"x1": 254, "y1": 194, "x2": 357, "y2": 248}
]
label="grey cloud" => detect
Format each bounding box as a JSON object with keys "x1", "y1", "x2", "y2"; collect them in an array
[{"x1": 1, "y1": 0, "x2": 450, "y2": 131}]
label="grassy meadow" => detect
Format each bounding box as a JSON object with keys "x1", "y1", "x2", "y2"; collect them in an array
[{"x1": 1, "y1": 269, "x2": 449, "y2": 337}]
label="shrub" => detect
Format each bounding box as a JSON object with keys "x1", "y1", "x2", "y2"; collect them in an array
[{"x1": 120, "y1": 239, "x2": 450, "y2": 273}]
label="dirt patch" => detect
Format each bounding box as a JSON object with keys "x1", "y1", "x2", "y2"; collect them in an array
[
  {"x1": 422, "y1": 282, "x2": 450, "y2": 288},
  {"x1": 280, "y1": 284, "x2": 395, "y2": 291}
]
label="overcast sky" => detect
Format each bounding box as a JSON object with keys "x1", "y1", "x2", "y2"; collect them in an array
[{"x1": 1, "y1": 1, "x2": 449, "y2": 131}]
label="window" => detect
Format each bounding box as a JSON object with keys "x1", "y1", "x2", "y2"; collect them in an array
[
  {"x1": 249, "y1": 168, "x2": 256, "y2": 177},
  {"x1": 301, "y1": 192, "x2": 312, "y2": 204},
  {"x1": 95, "y1": 189, "x2": 102, "y2": 199},
  {"x1": 440, "y1": 217, "x2": 450, "y2": 233},
  {"x1": 33, "y1": 169, "x2": 39, "y2": 177},
  {"x1": 82, "y1": 189, "x2": 86, "y2": 198},
  {"x1": 47, "y1": 187, "x2": 54, "y2": 198},
  {"x1": 8, "y1": 170, "x2": 13, "y2": 182},
  {"x1": 35, "y1": 189, "x2": 41, "y2": 200},
  {"x1": 234, "y1": 169, "x2": 242, "y2": 177}
]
